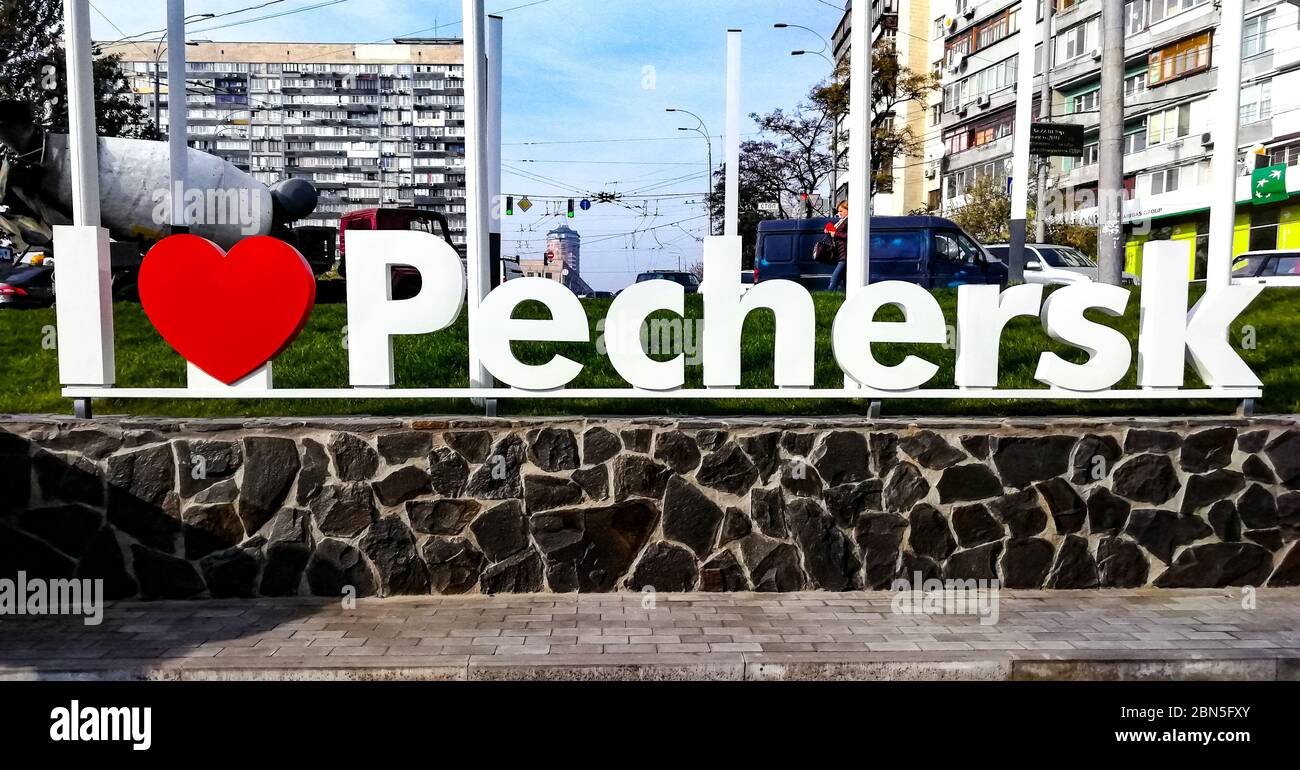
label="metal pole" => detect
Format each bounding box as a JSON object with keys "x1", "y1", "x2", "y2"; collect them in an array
[
  {"x1": 167, "y1": 0, "x2": 188, "y2": 233},
  {"x1": 1008, "y1": 0, "x2": 1038, "y2": 285},
  {"x1": 706, "y1": 136, "x2": 714, "y2": 234},
  {"x1": 846, "y1": 0, "x2": 871, "y2": 293},
  {"x1": 1096, "y1": 0, "x2": 1126, "y2": 285},
  {"x1": 153, "y1": 44, "x2": 164, "y2": 129},
  {"x1": 1034, "y1": 0, "x2": 1054, "y2": 243},
  {"x1": 487, "y1": 15, "x2": 503, "y2": 289},
  {"x1": 724, "y1": 30, "x2": 742, "y2": 237},
  {"x1": 1207, "y1": 0, "x2": 1245, "y2": 296},
  {"x1": 463, "y1": 0, "x2": 493, "y2": 390},
  {"x1": 63, "y1": 0, "x2": 100, "y2": 227}
]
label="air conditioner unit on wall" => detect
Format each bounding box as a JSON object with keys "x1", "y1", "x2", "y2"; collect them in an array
[
  {"x1": 963, "y1": 8, "x2": 975, "y2": 19},
  {"x1": 977, "y1": 94, "x2": 991, "y2": 108},
  {"x1": 1201, "y1": 133, "x2": 1214, "y2": 148},
  {"x1": 925, "y1": 168, "x2": 937, "y2": 179}
]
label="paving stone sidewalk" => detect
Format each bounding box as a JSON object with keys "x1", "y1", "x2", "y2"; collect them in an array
[{"x1": 2, "y1": 589, "x2": 1299, "y2": 681}]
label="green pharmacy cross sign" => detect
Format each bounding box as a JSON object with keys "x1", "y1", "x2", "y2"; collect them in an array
[{"x1": 1252, "y1": 164, "x2": 1288, "y2": 205}]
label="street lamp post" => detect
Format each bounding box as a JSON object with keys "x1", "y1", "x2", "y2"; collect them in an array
[
  {"x1": 667, "y1": 107, "x2": 714, "y2": 235},
  {"x1": 778, "y1": 22, "x2": 839, "y2": 209},
  {"x1": 152, "y1": 38, "x2": 203, "y2": 134}
]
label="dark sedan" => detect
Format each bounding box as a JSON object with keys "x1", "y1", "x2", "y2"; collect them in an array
[{"x1": 0, "y1": 264, "x2": 55, "y2": 308}]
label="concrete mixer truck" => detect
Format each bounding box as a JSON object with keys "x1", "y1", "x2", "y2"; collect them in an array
[{"x1": 0, "y1": 101, "x2": 456, "y2": 301}]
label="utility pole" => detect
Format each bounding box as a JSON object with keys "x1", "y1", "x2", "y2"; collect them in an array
[
  {"x1": 1034, "y1": 0, "x2": 1054, "y2": 243},
  {"x1": 1207, "y1": 0, "x2": 1245, "y2": 296},
  {"x1": 1097, "y1": 0, "x2": 1126, "y2": 285}
]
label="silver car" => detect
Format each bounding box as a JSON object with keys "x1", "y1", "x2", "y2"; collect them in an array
[
  {"x1": 1231, "y1": 250, "x2": 1300, "y2": 287},
  {"x1": 985, "y1": 244, "x2": 1139, "y2": 286}
]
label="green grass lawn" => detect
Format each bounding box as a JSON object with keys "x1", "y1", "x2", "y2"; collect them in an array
[{"x1": 1, "y1": 285, "x2": 1296, "y2": 417}]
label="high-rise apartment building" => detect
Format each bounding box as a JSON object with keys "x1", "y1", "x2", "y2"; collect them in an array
[
  {"x1": 930, "y1": 0, "x2": 1300, "y2": 277},
  {"x1": 101, "y1": 39, "x2": 469, "y2": 247}
]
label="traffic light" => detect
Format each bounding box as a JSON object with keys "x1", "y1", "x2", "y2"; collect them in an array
[
  {"x1": 567, "y1": 199, "x2": 575, "y2": 218},
  {"x1": 506, "y1": 196, "x2": 514, "y2": 216}
]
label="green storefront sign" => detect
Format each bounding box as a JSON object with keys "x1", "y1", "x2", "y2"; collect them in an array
[{"x1": 1251, "y1": 164, "x2": 1288, "y2": 205}]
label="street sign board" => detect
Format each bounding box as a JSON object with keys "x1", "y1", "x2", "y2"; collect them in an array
[
  {"x1": 580, "y1": 199, "x2": 592, "y2": 211},
  {"x1": 1251, "y1": 164, "x2": 1288, "y2": 205},
  {"x1": 758, "y1": 202, "x2": 780, "y2": 213},
  {"x1": 517, "y1": 196, "x2": 533, "y2": 213},
  {"x1": 1030, "y1": 123, "x2": 1086, "y2": 157}
]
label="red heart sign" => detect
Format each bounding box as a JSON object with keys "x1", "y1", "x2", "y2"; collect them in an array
[{"x1": 139, "y1": 235, "x2": 317, "y2": 385}]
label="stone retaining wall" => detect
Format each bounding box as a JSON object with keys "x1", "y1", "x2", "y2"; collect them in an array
[{"x1": 1, "y1": 416, "x2": 1298, "y2": 599}]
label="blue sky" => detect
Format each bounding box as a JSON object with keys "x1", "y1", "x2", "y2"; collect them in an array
[{"x1": 89, "y1": 0, "x2": 845, "y2": 290}]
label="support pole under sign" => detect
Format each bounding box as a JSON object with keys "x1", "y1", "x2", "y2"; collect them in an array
[
  {"x1": 845, "y1": 0, "x2": 871, "y2": 294},
  {"x1": 724, "y1": 30, "x2": 742, "y2": 237},
  {"x1": 57, "y1": 0, "x2": 115, "y2": 418},
  {"x1": 487, "y1": 14, "x2": 503, "y2": 290},
  {"x1": 463, "y1": 0, "x2": 494, "y2": 396},
  {"x1": 1207, "y1": 0, "x2": 1246, "y2": 296}
]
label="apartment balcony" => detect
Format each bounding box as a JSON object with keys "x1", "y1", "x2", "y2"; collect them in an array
[
  {"x1": 944, "y1": 135, "x2": 1014, "y2": 173},
  {"x1": 1050, "y1": 51, "x2": 1103, "y2": 91},
  {"x1": 1129, "y1": 67, "x2": 1215, "y2": 112},
  {"x1": 943, "y1": 87, "x2": 1016, "y2": 132},
  {"x1": 1050, "y1": 0, "x2": 1101, "y2": 32}
]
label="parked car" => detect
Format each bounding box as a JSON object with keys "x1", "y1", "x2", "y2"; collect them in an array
[
  {"x1": 755, "y1": 216, "x2": 1008, "y2": 290},
  {"x1": 984, "y1": 243, "x2": 1139, "y2": 286},
  {"x1": 1231, "y1": 249, "x2": 1300, "y2": 287},
  {"x1": 0, "y1": 263, "x2": 55, "y2": 308},
  {"x1": 635, "y1": 270, "x2": 702, "y2": 294}
]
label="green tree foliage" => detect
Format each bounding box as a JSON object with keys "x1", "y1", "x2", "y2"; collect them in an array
[
  {"x1": 708, "y1": 41, "x2": 938, "y2": 266},
  {"x1": 0, "y1": 0, "x2": 160, "y2": 138},
  {"x1": 946, "y1": 175, "x2": 1099, "y2": 257}
]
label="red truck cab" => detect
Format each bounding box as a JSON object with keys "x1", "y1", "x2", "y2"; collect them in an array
[{"x1": 339, "y1": 208, "x2": 456, "y2": 299}]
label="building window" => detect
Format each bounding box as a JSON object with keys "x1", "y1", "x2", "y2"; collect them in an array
[
  {"x1": 1071, "y1": 90, "x2": 1100, "y2": 113},
  {"x1": 935, "y1": 16, "x2": 947, "y2": 39},
  {"x1": 1125, "y1": 0, "x2": 1147, "y2": 34},
  {"x1": 1269, "y1": 141, "x2": 1300, "y2": 167},
  {"x1": 1148, "y1": 31, "x2": 1212, "y2": 86},
  {"x1": 1148, "y1": 167, "x2": 1180, "y2": 195},
  {"x1": 1082, "y1": 142, "x2": 1099, "y2": 166},
  {"x1": 1124, "y1": 71, "x2": 1147, "y2": 99},
  {"x1": 1240, "y1": 81, "x2": 1272, "y2": 124},
  {"x1": 1057, "y1": 19, "x2": 1097, "y2": 62},
  {"x1": 1124, "y1": 122, "x2": 1148, "y2": 154},
  {"x1": 1243, "y1": 13, "x2": 1272, "y2": 58},
  {"x1": 1149, "y1": 0, "x2": 1208, "y2": 25},
  {"x1": 1147, "y1": 102, "x2": 1193, "y2": 145}
]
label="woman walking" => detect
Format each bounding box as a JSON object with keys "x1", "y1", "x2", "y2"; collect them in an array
[{"x1": 826, "y1": 200, "x2": 849, "y2": 292}]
